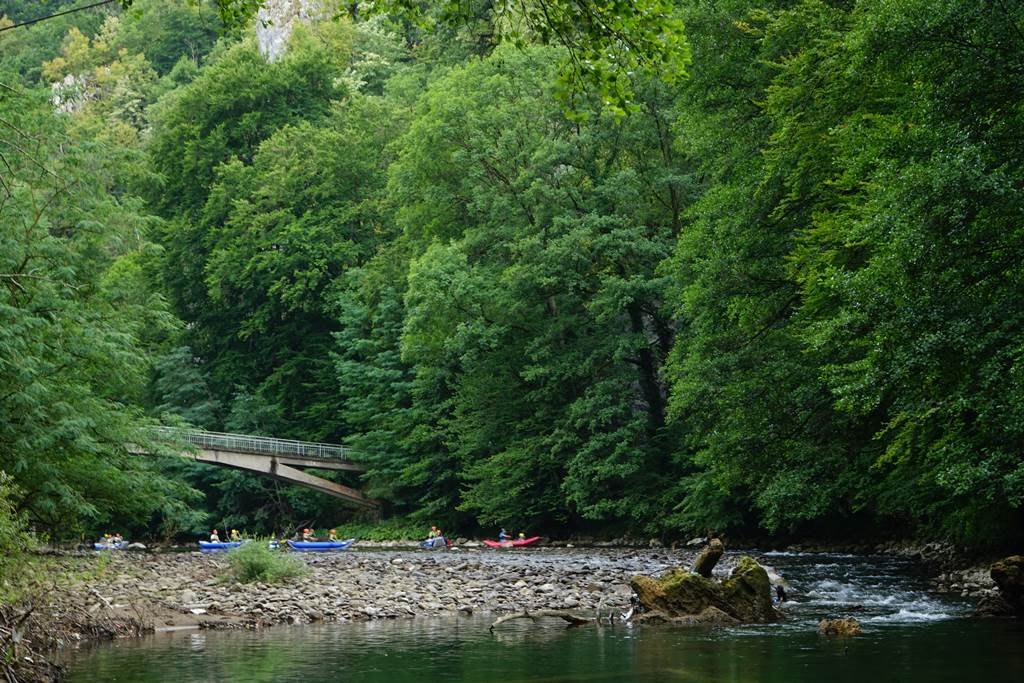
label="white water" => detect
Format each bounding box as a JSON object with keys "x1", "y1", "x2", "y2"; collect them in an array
[{"x1": 758, "y1": 552, "x2": 968, "y2": 628}]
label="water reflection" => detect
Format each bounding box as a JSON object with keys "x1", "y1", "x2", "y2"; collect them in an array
[
  {"x1": 65, "y1": 553, "x2": 1024, "y2": 683},
  {"x1": 65, "y1": 615, "x2": 1024, "y2": 683}
]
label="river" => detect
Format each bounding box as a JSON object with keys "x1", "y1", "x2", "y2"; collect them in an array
[{"x1": 64, "y1": 551, "x2": 1024, "y2": 682}]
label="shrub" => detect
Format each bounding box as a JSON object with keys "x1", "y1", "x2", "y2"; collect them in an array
[
  {"x1": 0, "y1": 473, "x2": 32, "y2": 582},
  {"x1": 330, "y1": 517, "x2": 427, "y2": 542},
  {"x1": 225, "y1": 541, "x2": 307, "y2": 584}
]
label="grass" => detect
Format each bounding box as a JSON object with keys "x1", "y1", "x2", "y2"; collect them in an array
[{"x1": 225, "y1": 541, "x2": 308, "y2": 584}]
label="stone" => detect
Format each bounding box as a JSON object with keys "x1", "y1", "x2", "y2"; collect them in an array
[
  {"x1": 633, "y1": 606, "x2": 739, "y2": 626},
  {"x1": 685, "y1": 537, "x2": 706, "y2": 548},
  {"x1": 818, "y1": 618, "x2": 862, "y2": 636},
  {"x1": 630, "y1": 556, "x2": 778, "y2": 623},
  {"x1": 692, "y1": 538, "x2": 724, "y2": 578},
  {"x1": 990, "y1": 556, "x2": 1024, "y2": 613}
]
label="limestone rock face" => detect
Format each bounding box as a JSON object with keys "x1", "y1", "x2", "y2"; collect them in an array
[
  {"x1": 818, "y1": 618, "x2": 862, "y2": 636},
  {"x1": 256, "y1": 0, "x2": 326, "y2": 62},
  {"x1": 630, "y1": 556, "x2": 778, "y2": 623},
  {"x1": 990, "y1": 555, "x2": 1024, "y2": 613}
]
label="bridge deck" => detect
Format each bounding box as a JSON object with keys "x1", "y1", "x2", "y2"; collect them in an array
[
  {"x1": 150, "y1": 428, "x2": 375, "y2": 508},
  {"x1": 156, "y1": 427, "x2": 359, "y2": 465}
]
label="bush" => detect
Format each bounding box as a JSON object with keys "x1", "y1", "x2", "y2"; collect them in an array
[
  {"x1": 330, "y1": 517, "x2": 429, "y2": 542},
  {"x1": 0, "y1": 473, "x2": 32, "y2": 583},
  {"x1": 225, "y1": 541, "x2": 307, "y2": 584}
]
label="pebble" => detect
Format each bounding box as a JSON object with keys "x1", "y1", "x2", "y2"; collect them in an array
[{"x1": 51, "y1": 546, "x2": 705, "y2": 629}]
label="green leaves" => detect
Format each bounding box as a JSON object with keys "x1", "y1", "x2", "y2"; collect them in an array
[{"x1": 0, "y1": 81, "x2": 198, "y2": 541}]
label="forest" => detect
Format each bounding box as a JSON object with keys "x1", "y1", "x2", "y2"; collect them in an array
[{"x1": 1, "y1": 0, "x2": 1022, "y2": 557}]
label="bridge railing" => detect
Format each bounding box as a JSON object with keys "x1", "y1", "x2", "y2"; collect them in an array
[{"x1": 154, "y1": 427, "x2": 355, "y2": 462}]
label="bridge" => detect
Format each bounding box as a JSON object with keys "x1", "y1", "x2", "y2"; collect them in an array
[{"x1": 147, "y1": 428, "x2": 378, "y2": 510}]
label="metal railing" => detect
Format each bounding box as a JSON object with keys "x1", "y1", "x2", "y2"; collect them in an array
[{"x1": 154, "y1": 427, "x2": 355, "y2": 462}]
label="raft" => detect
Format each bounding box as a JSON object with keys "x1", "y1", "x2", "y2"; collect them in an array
[
  {"x1": 286, "y1": 538, "x2": 355, "y2": 551},
  {"x1": 483, "y1": 536, "x2": 542, "y2": 549},
  {"x1": 198, "y1": 541, "x2": 243, "y2": 551},
  {"x1": 93, "y1": 541, "x2": 127, "y2": 550},
  {"x1": 421, "y1": 536, "x2": 448, "y2": 549}
]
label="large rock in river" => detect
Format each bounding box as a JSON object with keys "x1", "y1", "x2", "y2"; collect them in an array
[
  {"x1": 990, "y1": 555, "x2": 1024, "y2": 613},
  {"x1": 630, "y1": 556, "x2": 778, "y2": 623}
]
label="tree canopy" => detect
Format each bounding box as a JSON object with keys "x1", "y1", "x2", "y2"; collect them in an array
[{"x1": 1, "y1": 0, "x2": 1021, "y2": 550}]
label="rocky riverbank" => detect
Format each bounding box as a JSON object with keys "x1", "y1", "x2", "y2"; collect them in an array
[
  {"x1": 35, "y1": 546, "x2": 719, "y2": 634},
  {"x1": 10, "y1": 541, "x2": 1018, "y2": 681}
]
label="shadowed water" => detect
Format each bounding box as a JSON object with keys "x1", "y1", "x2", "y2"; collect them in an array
[{"x1": 65, "y1": 552, "x2": 1024, "y2": 682}]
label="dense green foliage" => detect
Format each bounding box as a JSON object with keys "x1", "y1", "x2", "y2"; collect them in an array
[
  {"x1": 1, "y1": 0, "x2": 1022, "y2": 552},
  {"x1": 0, "y1": 63, "x2": 200, "y2": 540}
]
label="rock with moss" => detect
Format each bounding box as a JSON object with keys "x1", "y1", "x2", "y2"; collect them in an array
[
  {"x1": 632, "y1": 605, "x2": 739, "y2": 626},
  {"x1": 985, "y1": 555, "x2": 1024, "y2": 615},
  {"x1": 818, "y1": 617, "x2": 861, "y2": 636},
  {"x1": 630, "y1": 556, "x2": 778, "y2": 623}
]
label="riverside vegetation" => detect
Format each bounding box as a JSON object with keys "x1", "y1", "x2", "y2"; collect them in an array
[{"x1": 1, "y1": 0, "x2": 1022, "y2": 567}]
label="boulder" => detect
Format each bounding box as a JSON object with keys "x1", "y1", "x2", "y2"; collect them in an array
[
  {"x1": 990, "y1": 556, "x2": 1024, "y2": 613},
  {"x1": 630, "y1": 556, "x2": 778, "y2": 624},
  {"x1": 818, "y1": 618, "x2": 861, "y2": 636},
  {"x1": 692, "y1": 538, "x2": 724, "y2": 577},
  {"x1": 633, "y1": 606, "x2": 739, "y2": 626}
]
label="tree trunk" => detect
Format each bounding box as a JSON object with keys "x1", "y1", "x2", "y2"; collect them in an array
[{"x1": 692, "y1": 538, "x2": 724, "y2": 578}]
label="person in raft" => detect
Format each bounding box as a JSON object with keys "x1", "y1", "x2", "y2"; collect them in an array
[
  {"x1": 229, "y1": 529, "x2": 241, "y2": 541},
  {"x1": 210, "y1": 529, "x2": 220, "y2": 542},
  {"x1": 328, "y1": 529, "x2": 338, "y2": 541},
  {"x1": 112, "y1": 533, "x2": 124, "y2": 544},
  {"x1": 498, "y1": 528, "x2": 510, "y2": 542},
  {"x1": 428, "y1": 526, "x2": 440, "y2": 539},
  {"x1": 302, "y1": 528, "x2": 314, "y2": 541}
]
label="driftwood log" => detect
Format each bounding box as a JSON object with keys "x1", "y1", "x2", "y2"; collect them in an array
[
  {"x1": 489, "y1": 609, "x2": 594, "y2": 630},
  {"x1": 692, "y1": 538, "x2": 724, "y2": 577}
]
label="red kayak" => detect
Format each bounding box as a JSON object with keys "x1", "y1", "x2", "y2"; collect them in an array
[{"x1": 483, "y1": 536, "x2": 542, "y2": 548}]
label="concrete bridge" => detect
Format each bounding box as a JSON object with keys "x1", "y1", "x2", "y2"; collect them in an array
[{"x1": 149, "y1": 428, "x2": 378, "y2": 510}]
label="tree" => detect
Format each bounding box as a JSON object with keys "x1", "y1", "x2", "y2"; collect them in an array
[
  {"x1": 207, "y1": 0, "x2": 690, "y2": 116},
  {"x1": 0, "y1": 80, "x2": 198, "y2": 540},
  {"x1": 375, "y1": 45, "x2": 691, "y2": 532}
]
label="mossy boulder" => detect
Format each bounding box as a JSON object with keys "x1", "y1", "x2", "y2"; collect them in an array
[
  {"x1": 633, "y1": 605, "x2": 739, "y2": 626},
  {"x1": 990, "y1": 555, "x2": 1024, "y2": 613},
  {"x1": 818, "y1": 617, "x2": 861, "y2": 636},
  {"x1": 630, "y1": 555, "x2": 778, "y2": 623}
]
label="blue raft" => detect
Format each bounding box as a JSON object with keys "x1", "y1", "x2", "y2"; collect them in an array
[
  {"x1": 198, "y1": 541, "x2": 243, "y2": 552},
  {"x1": 286, "y1": 538, "x2": 355, "y2": 552},
  {"x1": 93, "y1": 541, "x2": 127, "y2": 550}
]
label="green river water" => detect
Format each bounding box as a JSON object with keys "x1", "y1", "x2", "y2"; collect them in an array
[{"x1": 65, "y1": 552, "x2": 1024, "y2": 682}]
